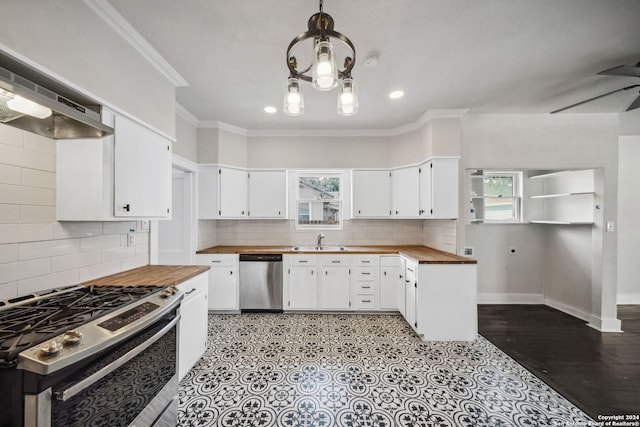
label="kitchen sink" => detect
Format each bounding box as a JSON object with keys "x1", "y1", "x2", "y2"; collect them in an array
[{"x1": 291, "y1": 246, "x2": 348, "y2": 252}]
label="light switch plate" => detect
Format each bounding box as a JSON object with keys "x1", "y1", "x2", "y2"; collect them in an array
[
  {"x1": 127, "y1": 233, "x2": 135, "y2": 246},
  {"x1": 606, "y1": 221, "x2": 615, "y2": 232},
  {"x1": 141, "y1": 220, "x2": 150, "y2": 230}
]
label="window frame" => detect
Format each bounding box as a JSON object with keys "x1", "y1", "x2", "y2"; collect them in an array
[
  {"x1": 295, "y1": 171, "x2": 344, "y2": 230},
  {"x1": 470, "y1": 170, "x2": 523, "y2": 224}
]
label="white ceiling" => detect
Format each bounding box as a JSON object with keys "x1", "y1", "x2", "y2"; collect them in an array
[{"x1": 107, "y1": 0, "x2": 640, "y2": 130}]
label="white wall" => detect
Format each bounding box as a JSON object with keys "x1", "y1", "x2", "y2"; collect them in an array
[
  {"x1": 0, "y1": 124, "x2": 149, "y2": 299},
  {"x1": 0, "y1": 1, "x2": 177, "y2": 136},
  {"x1": 174, "y1": 113, "x2": 198, "y2": 163},
  {"x1": 197, "y1": 128, "x2": 220, "y2": 164},
  {"x1": 219, "y1": 129, "x2": 248, "y2": 167},
  {"x1": 460, "y1": 113, "x2": 620, "y2": 331},
  {"x1": 617, "y1": 136, "x2": 640, "y2": 303}
]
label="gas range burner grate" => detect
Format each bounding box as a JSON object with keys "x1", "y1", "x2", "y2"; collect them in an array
[{"x1": 0, "y1": 285, "x2": 164, "y2": 367}]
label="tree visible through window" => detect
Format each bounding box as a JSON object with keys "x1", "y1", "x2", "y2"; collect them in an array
[
  {"x1": 469, "y1": 171, "x2": 522, "y2": 223},
  {"x1": 296, "y1": 174, "x2": 342, "y2": 229}
]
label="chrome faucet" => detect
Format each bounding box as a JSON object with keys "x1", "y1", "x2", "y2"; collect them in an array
[{"x1": 317, "y1": 233, "x2": 325, "y2": 249}]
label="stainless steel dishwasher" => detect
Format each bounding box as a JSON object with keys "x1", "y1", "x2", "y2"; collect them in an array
[{"x1": 239, "y1": 254, "x2": 283, "y2": 312}]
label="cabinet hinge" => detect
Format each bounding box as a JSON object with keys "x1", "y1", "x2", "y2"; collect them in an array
[
  {"x1": 167, "y1": 208, "x2": 170, "y2": 214},
  {"x1": 389, "y1": 172, "x2": 391, "y2": 177},
  {"x1": 349, "y1": 268, "x2": 351, "y2": 274},
  {"x1": 288, "y1": 301, "x2": 290, "y2": 307},
  {"x1": 349, "y1": 301, "x2": 351, "y2": 307},
  {"x1": 414, "y1": 322, "x2": 417, "y2": 327},
  {"x1": 167, "y1": 145, "x2": 170, "y2": 151},
  {"x1": 247, "y1": 172, "x2": 250, "y2": 178},
  {"x1": 415, "y1": 282, "x2": 417, "y2": 288},
  {"x1": 218, "y1": 210, "x2": 221, "y2": 215},
  {"x1": 218, "y1": 169, "x2": 221, "y2": 175},
  {"x1": 288, "y1": 268, "x2": 290, "y2": 274},
  {"x1": 430, "y1": 163, "x2": 433, "y2": 168},
  {"x1": 430, "y1": 209, "x2": 433, "y2": 214},
  {"x1": 419, "y1": 168, "x2": 421, "y2": 173},
  {"x1": 248, "y1": 211, "x2": 250, "y2": 216}
]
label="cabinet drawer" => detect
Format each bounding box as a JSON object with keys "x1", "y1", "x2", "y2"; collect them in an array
[
  {"x1": 318, "y1": 255, "x2": 350, "y2": 266},
  {"x1": 353, "y1": 268, "x2": 376, "y2": 281},
  {"x1": 405, "y1": 262, "x2": 417, "y2": 282},
  {"x1": 353, "y1": 295, "x2": 377, "y2": 310},
  {"x1": 379, "y1": 255, "x2": 400, "y2": 267},
  {"x1": 355, "y1": 255, "x2": 379, "y2": 266},
  {"x1": 197, "y1": 254, "x2": 238, "y2": 266},
  {"x1": 287, "y1": 255, "x2": 317, "y2": 265},
  {"x1": 353, "y1": 283, "x2": 376, "y2": 293}
]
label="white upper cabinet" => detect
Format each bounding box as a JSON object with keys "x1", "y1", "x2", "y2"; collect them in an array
[
  {"x1": 431, "y1": 158, "x2": 459, "y2": 218},
  {"x1": 391, "y1": 166, "x2": 420, "y2": 218},
  {"x1": 351, "y1": 170, "x2": 391, "y2": 218},
  {"x1": 113, "y1": 115, "x2": 172, "y2": 218},
  {"x1": 218, "y1": 167, "x2": 249, "y2": 218},
  {"x1": 248, "y1": 170, "x2": 287, "y2": 218},
  {"x1": 57, "y1": 109, "x2": 172, "y2": 221}
]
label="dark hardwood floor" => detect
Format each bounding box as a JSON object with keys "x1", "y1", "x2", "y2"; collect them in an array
[{"x1": 478, "y1": 304, "x2": 640, "y2": 420}]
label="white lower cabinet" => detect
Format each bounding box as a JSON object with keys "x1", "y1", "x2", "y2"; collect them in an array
[
  {"x1": 379, "y1": 256, "x2": 401, "y2": 310},
  {"x1": 350, "y1": 255, "x2": 379, "y2": 310},
  {"x1": 176, "y1": 272, "x2": 208, "y2": 381},
  {"x1": 196, "y1": 254, "x2": 239, "y2": 311},
  {"x1": 288, "y1": 265, "x2": 318, "y2": 309},
  {"x1": 404, "y1": 260, "x2": 418, "y2": 331},
  {"x1": 318, "y1": 255, "x2": 351, "y2": 310}
]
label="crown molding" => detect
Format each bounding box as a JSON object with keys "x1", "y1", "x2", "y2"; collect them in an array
[
  {"x1": 84, "y1": 0, "x2": 188, "y2": 87},
  {"x1": 175, "y1": 103, "x2": 199, "y2": 127},
  {"x1": 199, "y1": 120, "x2": 249, "y2": 136},
  {"x1": 196, "y1": 109, "x2": 469, "y2": 138}
]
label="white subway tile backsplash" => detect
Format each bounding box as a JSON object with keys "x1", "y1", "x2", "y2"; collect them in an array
[
  {"x1": 0, "y1": 223, "x2": 54, "y2": 244},
  {"x1": 0, "y1": 125, "x2": 23, "y2": 147},
  {"x1": 0, "y1": 183, "x2": 55, "y2": 206},
  {"x1": 0, "y1": 258, "x2": 51, "y2": 284},
  {"x1": 80, "y1": 235, "x2": 121, "y2": 252},
  {"x1": 0, "y1": 244, "x2": 19, "y2": 263},
  {"x1": 102, "y1": 246, "x2": 136, "y2": 263},
  {"x1": 0, "y1": 143, "x2": 55, "y2": 172},
  {"x1": 52, "y1": 250, "x2": 101, "y2": 272},
  {"x1": 0, "y1": 205, "x2": 20, "y2": 223},
  {"x1": 120, "y1": 254, "x2": 149, "y2": 271},
  {"x1": 54, "y1": 222, "x2": 103, "y2": 239},
  {"x1": 18, "y1": 270, "x2": 79, "y2": 295},
  {"x1": 79, "y1": 260, "x2": 122, "y2": 283},
  {"x1": 20, "y1": 206, "x2": 57, "y2": 223},
  {"x1": 23, "y1": 132, "x2": 55, "y2": 155},
  {"x1": 21, "y1": 168, "x2": 56, "y2": 189},
  {"x1": 0, "y1": 164, "x2": 21, "y2": 184},
  {"x1": 19, "y1": 238, "x2": 79, "y2": 260},
  {"x1": 0, "y1": 282, "x2": 18, "y2": 300}
]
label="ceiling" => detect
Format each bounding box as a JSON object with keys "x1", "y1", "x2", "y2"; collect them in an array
[{"x1": 107, "y1": 0, "x2": 640, "y2": 130}]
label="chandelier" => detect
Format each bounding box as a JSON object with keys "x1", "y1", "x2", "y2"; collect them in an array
[{"x1": 284, "y1": 0, "x2": 358, "y2": 116}]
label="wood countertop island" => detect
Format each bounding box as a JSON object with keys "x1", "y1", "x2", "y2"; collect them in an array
[
  {"x1": 82, "y1": 265, "x2": 210, "y2": 287},
  {"x1": 196, "y1": 245, "x2": 476, "y2": 264}
]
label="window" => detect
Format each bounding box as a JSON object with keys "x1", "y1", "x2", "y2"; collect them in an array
[
  {"x1": 296, "y1": 173, "x2": 342, "y2": 229},
  {"x1": 469, "y1": 170, "x2": 522, "y2": 223}
]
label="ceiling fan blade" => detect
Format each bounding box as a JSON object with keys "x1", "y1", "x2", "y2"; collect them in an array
[
  {"x1": 551, "y1": 84, "x2": 640, "y2": 114},
  {"x1": 598, "y1": 64, "x2": 640, "y2": 78},
  {"x1": 626, "y1": 94, "x2": 640, "y2": 111}
]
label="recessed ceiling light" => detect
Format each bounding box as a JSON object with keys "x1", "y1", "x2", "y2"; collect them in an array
[
  {"x1": 264, "y1": 106, "x2": 277, "y2": 114},
  {"x1": 389, "y1": 90, "x2": 404, "y2": 99}
]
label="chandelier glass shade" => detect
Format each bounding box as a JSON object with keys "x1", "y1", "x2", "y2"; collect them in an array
[{"x1": 284, "y1": 0, "x2": 357, "y2": 116}]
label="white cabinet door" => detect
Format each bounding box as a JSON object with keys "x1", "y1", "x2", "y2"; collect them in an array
[
  {"x1": 208, "y1": 266, "x2": 239, "y2": 310},
  {"x1": 419, "y1": 162, "x2": 433, "y2": 218},
  {"x1": 249, "y1": 170, "x2": 286, "y2": 218},
  {"x1": 219, "y1": 167, "x2": 248, "y2": 218},
  {"x1": 177, "y1": 284, "x2": 208, "y2": 381},
  {"x1": 318, "y1": 266, "x2": 350, "y2": 309},
  {"x1": 404, "y1": 261, "x2": 418, "y2": 330},
  {"x1": 352, "y1": 170, "x2": 391, "y2": 217},
  {"x1": 379, "y1": 267, "x2": 399, "y2": 310},
  {"x1": 114, "y1": 115, "x2": 172, "y2": 217},
  {"x1": 391, "y1": 166, "x2": 420, "y2": 218},
  {"x1": 432, "y1": 158, "x2": 459, "y2": 219},
  {"x1": 288, "y1": 266, "x2": 317, "y2": 309}
]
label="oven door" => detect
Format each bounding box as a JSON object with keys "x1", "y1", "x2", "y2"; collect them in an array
[{"x1": 24, "y1": 314, "x2": 179, "y2": 427}]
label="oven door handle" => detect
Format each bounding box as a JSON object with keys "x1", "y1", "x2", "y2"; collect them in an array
[{"x1": 54, "y1": 315, "x2": 180, "y2": 402}]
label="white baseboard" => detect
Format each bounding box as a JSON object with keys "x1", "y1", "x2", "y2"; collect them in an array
[
  {"x1": 617, "y1": 293, "x2": 640, "y2": 304},
  {"x1": 544, "y1": 298, "x2": 591, "y2": 322},
  {"x1": 477, "y1": 293, "x2": 544, "y2": 304},
  {"x1": 587, "y1": 314, "x2": 623, "y2": 333}
]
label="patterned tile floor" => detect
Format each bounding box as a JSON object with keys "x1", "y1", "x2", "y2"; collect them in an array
[{"x1": 178, "y1": 313, "x2": 593, "y2": 426}]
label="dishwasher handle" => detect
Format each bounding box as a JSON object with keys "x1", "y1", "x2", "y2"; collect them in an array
[{"x1": 239, "y1": 254, "x2": 283, "y2": 262}]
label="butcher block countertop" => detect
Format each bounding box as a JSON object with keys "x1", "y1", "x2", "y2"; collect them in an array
[
  {"x1": 82, "y1": 265, "x2": 210, "y2": 287},
  {"x1": 196, "y1": 245, "x2": 476, "y2": 264}
]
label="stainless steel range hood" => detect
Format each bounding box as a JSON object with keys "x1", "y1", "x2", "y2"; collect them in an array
[{"x1": 0, "y1": 52, "x2": 113, "y2": 139}]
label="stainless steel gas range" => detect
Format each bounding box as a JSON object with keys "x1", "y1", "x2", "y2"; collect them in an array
[{"x1": 0, "y1": 284, "x2": 183, "y2": 427}]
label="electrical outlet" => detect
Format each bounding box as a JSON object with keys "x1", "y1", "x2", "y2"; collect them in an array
[
  {"x1": 606, "y1": 221, "x2": 615, "y2": 232},
  {"x1": 127, "y1": 233, "x2": 135, "y2": 247},
  {"x1": 141, "y1": 220, "x2": 149, "y2": 231},
  {"x1": 509, "y1": 247, "x2": 517, "y2": 255},
  {"x1": 464, "y1": 247, "x2": 474, "y2": 256}
]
